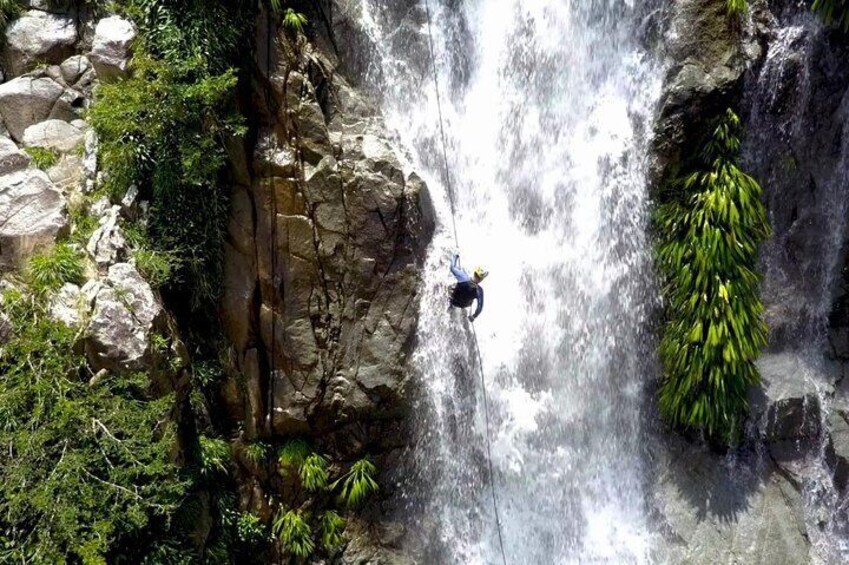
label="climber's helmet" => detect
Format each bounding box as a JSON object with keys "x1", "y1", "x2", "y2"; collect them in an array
[{"x1": 473, "y1": 267, "x2": 489, "y2": 283}]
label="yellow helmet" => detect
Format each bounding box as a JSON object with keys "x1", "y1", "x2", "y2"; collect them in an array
[{"x1": 473, "y1": 267, "x2": 489, "y2": 281}]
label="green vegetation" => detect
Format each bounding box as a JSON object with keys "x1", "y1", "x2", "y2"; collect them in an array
[
  {"x1": 24, "y1": 146, "x2": 60, "y2": 170},
  {"x1": 273, "y1": 510, "x2": 314, "y2": 559},
  {"x1": 812, "y1": 0, "x2": 849, "y2": 31},
  {"x1": 237, "y1": 512, "x2": 268, "y2": 546},
  {"x1": 0, "y1": 0, "x2": 21, "y2": 29},
  {"x1": 25, "y1": 243, "x2": 85, "y2": 294},
  {"x1": 300, "y1": 453, "x2": 329, "y2": 492},
  {"x1": 655, "y1": 109, "x2": 770, "y2": 443},
  {"x1": 334, "y1": 457, "x2": 379, "y2": 508},
  {"x1": 244, "y1": 441, "x2": 271, "y2": 466},
  {"x1": 134, "y1": 248, "x2": 177, "y2": 288},
  {"x1": 282, "y1": 7, "x2": 308, "y2": 32},
  {"x1": 278, "y1": 439, "x2": 313, "y2": 469},
  {"x1": 726, "y1": 0, "x2": 748, "y2": 15},
  {"x1": 0, "y1": 288, "x2": 190, "y2": 563},
  {"x1": 67, "y1": 197, "x2": 100, "y2": 246},
  {"x1": 319, "y1": 510, "x2": 345, "y2": 551},
  {"x1": 198, "y1": 436, "x2": 231, "y2": 478}
]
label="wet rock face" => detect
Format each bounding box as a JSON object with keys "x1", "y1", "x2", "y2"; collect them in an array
[
  {"x1": 650, "y1": 0, "x2": 765, "y2": 194},
  {"x1": 220, "y1": 19, "x2": 434, "y2": 451},
  {"x1": 651, "y1": 435, "x2": 811, "y2": 565}
]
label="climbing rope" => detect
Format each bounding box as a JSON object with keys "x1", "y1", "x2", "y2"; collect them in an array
[{"x1": 422, "y1": 1, "x2": 508, "y2": 564}]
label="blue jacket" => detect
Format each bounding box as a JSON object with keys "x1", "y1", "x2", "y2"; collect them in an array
[{"x1": 450, "y1": 255, "x2": 484, "y2": 318}]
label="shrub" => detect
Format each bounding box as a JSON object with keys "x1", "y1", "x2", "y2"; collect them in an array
[
  {"x1": 655, "y1": 109, "x2": 770, "y2": 443},
  {"x1": 24, "y1": 146, "x2": 60, "y2": 170},
  {"x1": 812, "y1": 0, "x2": 849, "y2": 31},
  {"x1": 0, "y1": 291, "x2": 189, "y2": 562},
  {"x1": 0, "y1": 0, "x2": 20, "y2": 30},
  {"x1": 300, "y1": 453, "x2": 329, "y2": 492},
  {"x1": 333, "y1": 457, "x2": 378, "y2": 508},
  {"x1": 272, "y1": 510, "x2": 314, "y2": 559},
  {"x1": 319, "y1": 510, "x2": 345, "y2": 551},
  {"x1": 26, "y1": 243, "x2": 85, "y2": 294}
]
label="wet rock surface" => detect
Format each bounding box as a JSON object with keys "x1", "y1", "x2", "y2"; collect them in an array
[{"x1": 220, "y1": 17, "x2": 434, "y2": 452}]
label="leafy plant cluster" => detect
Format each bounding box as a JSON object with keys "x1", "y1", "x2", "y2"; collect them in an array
[
  {"x1": 0, "y1": 283, "x2": 190, "y2": 563},
  {"x1": 812, "y1": 0, "x2": 849, "y2": 31},
  {"x1": 271, "y1": 440, "x2": 379, "y2": 559},
  {"x1": 23, "y1": 146, "x2": 60, "y2": 170},
  {"x1": 655, "y1": 109, "x2": 771, "y2": 444}
]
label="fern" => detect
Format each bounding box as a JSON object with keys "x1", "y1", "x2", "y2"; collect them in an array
[
  {"x1": 300, "y1": 453, "x2": 329, "y2": 492},
  {"x1": 237, "y1": 512, "x2": 267, "y2": 545},
  {"x1": 272, "y1": 510, "x2": 314, "y2": 559},
  {"x1": 277, "y1": 439, "x2": 312, "y2": 470},
  {"x1": 282, "y1": 8, "x2": 308, "y2": 33},
  {"x1": 812, "y1": 0, "x2": 849, "y2": 31},
  {"x1": 333, "y1": 458, "x2": 379, "y2": 508},
  {"x1": 319, "y1": 510, "x2": 345, "y2": 551},
  {"x1": 655, "y1": 109, "x2": 770, "y2": 443}
]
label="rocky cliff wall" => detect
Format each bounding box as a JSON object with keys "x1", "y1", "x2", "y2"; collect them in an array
[{"x1": 649, "y1": 1, "x2": 849, "y2": 562}]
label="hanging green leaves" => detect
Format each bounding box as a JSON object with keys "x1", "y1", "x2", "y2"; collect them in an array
[{"x1": 655, "y1": 108, "x2": 771, "y2": 444}]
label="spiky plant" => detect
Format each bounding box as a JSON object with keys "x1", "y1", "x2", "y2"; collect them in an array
[
  {"x1": 655, "y1": 108, "x2": 770, "y2": 444},
  {"x1": 282, "y1": 8, "x2": 308, "y2": 33},
  {"x1": 319, "y1": 510, "x2": 345, "y2": 551},
  {"x1": 300, "y1": 453, "x2": 329, "y2": 492},
  {"x1": 277, "y1": 439, "x2": 312, "y2": 470},
  {"x1": 812, "y1": 0, "x2": 849, "y2": 31},
  {"x1": 726, "y1": 0, "x2": 748, "y2": 16},
  {"x1": 26, "y1": 243, "x2": 85, "y2": 294},
  {"x1": 333, "y1": 457, "x2": 379, "y2": 508},
  {"x1": 198, "y1": 436, "x2": 230, "y2": 478},
  {"x1": 272, "y1": 509, "x2": 314, "y2": 559},
  {"x1": 237, "y1": 512, "x2": 267, "y2": 545}
]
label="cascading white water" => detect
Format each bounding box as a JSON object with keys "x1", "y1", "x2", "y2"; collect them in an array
[{"x1": 355, "y1": 1, "x2": 664, "y2": 562}]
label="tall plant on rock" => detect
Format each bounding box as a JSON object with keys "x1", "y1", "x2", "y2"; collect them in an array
[{"x1": 655, "y1": 109, "x2": 771, "y2": 444}]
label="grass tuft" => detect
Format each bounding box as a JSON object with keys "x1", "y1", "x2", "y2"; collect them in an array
[
  {"x1": 24, "y1": 146, "x2": 60, "y2": 170},
  {"x1": 26, "y1": 243, "x2": 85, "y2": 294}
]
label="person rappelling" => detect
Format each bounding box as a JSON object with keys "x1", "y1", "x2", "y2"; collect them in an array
[{"x1": 448, "y1": 254, "x2": 488, "y2": 322}]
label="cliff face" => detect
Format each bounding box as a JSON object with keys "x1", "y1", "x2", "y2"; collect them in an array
[
  {"x1": 217, "y1": 8, "x2": 434, "y2": 540},
  {"x1": 650, "y1": 1, "x2": 849, "y2": 561}
]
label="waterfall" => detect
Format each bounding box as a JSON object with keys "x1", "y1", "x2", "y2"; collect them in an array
[{"x1": 353, "y1": 1, "x2": 665, "y2": 562}]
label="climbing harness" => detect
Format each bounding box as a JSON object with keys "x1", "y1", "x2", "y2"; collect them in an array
[{"x1": 423, "y1": 1, "x2": 508, "y2": 563}]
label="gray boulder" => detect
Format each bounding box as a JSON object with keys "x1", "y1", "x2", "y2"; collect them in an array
[
  {"x1": 0, "y1": 136, "x2": 31, "y2": 175},
  {"x1": 89, "y1": 16, "x2": 136, "y2": 81},
  {"x1": 4, "y1": 11, "x2": 77, "y2": 78},
  {"x1": 22, "y1": 119, "x2": 86, "y2": 154},
  {"x1": 59, "y1": 55, "x2": 92, "y2": 86},
  {"x1": 0, "y1": 169, "x2": 67, "y2": 270},
  {"x1": 0, "y1": 76, "x2": 64, "y2": 142},
  {"x1": 85, "y1": 262, "x2": 162, "y2": 373}
]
